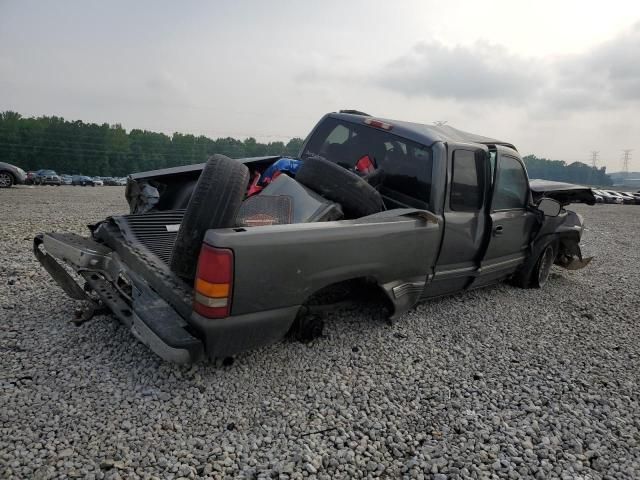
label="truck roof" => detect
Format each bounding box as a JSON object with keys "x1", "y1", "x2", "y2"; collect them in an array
[{"x1": 330, "y1": 112, "x2": 517, "y2": 151}]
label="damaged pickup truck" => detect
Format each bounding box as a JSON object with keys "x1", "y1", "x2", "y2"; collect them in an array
[{"x1": 34, "y1": 111, "x2": 595, "y2": 363}]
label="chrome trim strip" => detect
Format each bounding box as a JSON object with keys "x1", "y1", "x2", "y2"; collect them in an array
[
  {"x1": 478, "y1": 256, "x2": 525, "y2": 273},
  {"x1": 433, "y1": 255, "x2": 526, "y2": 280},
  {"x1": 392, "y1": 281, "x2": 426, "y2": 299}
]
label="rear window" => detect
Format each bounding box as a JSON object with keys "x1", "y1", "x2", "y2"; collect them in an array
[{"x1": 302, "y1": 117, "x2": 432, "y2": 205}]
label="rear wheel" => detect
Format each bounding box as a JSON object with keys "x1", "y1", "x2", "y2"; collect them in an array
[
  {"x1": 0, "y1": 171, "x2": 14, "y2": 188},
  {"x1": 170, "y1": 154, "x2": 249, "y2": 280},
  {"x1": 289, "y1": 307, "x2": 325, "y2": 343}
]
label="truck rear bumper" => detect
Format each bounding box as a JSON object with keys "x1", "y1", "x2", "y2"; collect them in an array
[
  {"x1": 34, "y1": 233, "x2": 203, "y2": 363},
  {"x1": 190, "y1": 306, "x2": 300, "y2": 359},
  {"x1": 34, "y1": 232, "x2": 297, "y2": 362}
]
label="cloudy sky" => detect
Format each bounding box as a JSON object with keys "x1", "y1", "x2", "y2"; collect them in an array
[{"x1": 1, "y1": 0, "x2": 639, "y2": 170}]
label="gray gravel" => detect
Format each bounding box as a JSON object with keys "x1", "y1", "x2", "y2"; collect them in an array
[{"x1": 1, "y1": 185, "x2": 639, "y2": 479}]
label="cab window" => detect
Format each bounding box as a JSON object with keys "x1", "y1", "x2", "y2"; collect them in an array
[
  {"x1": 451, "y1": 150, "x2": 484, "y2": 211},
  {"x1": 493, "y1": 156, "x2": 529, "y2": 210},
  {"x1": 302, "y1": 117, "x2": 432, "y2": 206}
]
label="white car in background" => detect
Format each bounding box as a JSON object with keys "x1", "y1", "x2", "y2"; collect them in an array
[
  {"x1": 92, "y1": 177, "x2": 104, "y2": 186},
  {"x1": 601, "y1": 190, "x2": 625, "y2": 204}
]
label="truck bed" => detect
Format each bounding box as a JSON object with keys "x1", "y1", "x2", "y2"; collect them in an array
[{"x1": 110, "y1": 209, "x2": 186, "y2": 266}]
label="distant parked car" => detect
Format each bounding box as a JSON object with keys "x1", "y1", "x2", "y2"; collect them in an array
[
  {"x1": 617, "y1": 192, "x2": 639, "y2": 205},
  {"x1": 607, "y1": 191, "x2": 630, "y2": 204},
  {"x1": 92, "y1": 177, "x2": 104, "y2": 186},
  {"x1": 25, "y1": 171, "x2": 37, "y2": 185},
  {"x1": 591, "y1": 191, "x2": 604, "y2": 203},
  {"x1": 598, "y1": 190, "x2": 624, "y2": 204},
  {"x1": 0, "y1": 161, "x2": 27, "y2": 188},
  {"x1": 72, "y1": 175, "x2": 96, "y2": 186},
  {"x1": 102, "y1": 177, "x2": 117, "y2": 186},
  {"x1": 34, "y1": 169, "x2": 61, "y2": 186},
  {"x1": 115, "y1": 177, "x2": 127, "y2": 186},
  {"x1": 60, "y1": 175, "x2": 73, "y2": 185}
]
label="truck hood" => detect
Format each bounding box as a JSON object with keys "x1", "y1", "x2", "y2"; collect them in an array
[{"x1": 529, "y1": 179, "x2": 596, "y2": 206}]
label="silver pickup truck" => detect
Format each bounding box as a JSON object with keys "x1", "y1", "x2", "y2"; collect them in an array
[{"x1": 34, "y1": 112, "x2": 594, "y2": 363}]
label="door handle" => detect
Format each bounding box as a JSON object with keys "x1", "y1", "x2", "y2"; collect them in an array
[{"x1": 493, "y1": 225, "x2": 504, "y2": 236}]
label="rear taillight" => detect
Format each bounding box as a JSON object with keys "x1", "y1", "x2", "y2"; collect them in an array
[{"x1": 193, "y1": 244, "x2": 233, "y2": 319}]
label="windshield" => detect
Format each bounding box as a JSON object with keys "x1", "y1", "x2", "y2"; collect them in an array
[
  {"x1": 302, "y1": 117, "x2": 432, "y2": 207},
  {"x1": 41, "y1": 170, "x2": 57, "y2": 175}
]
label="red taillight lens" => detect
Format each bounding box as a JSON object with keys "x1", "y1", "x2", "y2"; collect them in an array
[
  {"x1": 364, "y1": 118, "x2": 393, "y2": 131},
  {"x1": 193, "y1": 244, "x2": 233, "y2": 319}
]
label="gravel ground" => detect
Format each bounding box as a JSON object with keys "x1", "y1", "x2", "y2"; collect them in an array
[{"x1": 1, "y1": 185, "x2": 639, "y2": 479}]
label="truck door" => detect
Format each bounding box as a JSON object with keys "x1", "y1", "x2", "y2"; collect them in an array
[
  {"x1": 426, "y1": 147, "x2": 488, "y2": 297},
  {"x1": 474, "y1": 146, "x2": 537, "y2": 287}
]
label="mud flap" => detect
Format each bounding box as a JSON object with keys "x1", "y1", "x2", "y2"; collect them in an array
[
  {"x1": 561, "y1": 256, "x2": 593, "y2": 270},
  {"x1": 556, "y1": 242, "x2": 593, "y2": 271}
]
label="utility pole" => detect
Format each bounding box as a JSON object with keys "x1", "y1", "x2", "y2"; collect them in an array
[
  {"x1": 622, "y1": 149, "x2": 632, "y2": 177},
  {"x1": 590, "y1": 151, "x2": 599, "y2": 168}
]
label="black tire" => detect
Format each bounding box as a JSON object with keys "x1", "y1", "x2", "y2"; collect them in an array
[
  {"x1": 295, "y1": 156, "x2": 384, "y2": 217},
  {"x1": 531, "y1": 244, "x2": 555, "y2": 288},
  {"x1": 170, "y1": 154, "x2": 249, "y2": 280},
  {"x1": 0, "y1": 171, "x2": 14, "y2": 188},
  {"x1": 513, "y1": 241, "x2": 556, "y2": 289},
  {"x1": 289, "y1": 307, "x2": 325, "y2": 343}
]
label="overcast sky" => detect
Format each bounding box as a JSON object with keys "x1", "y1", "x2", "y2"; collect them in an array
[{"x1": 1, "y1": 0, "x2": 639, "y2": 170}]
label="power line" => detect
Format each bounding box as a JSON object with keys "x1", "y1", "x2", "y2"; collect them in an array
[
  {"x1": 622, "y1": 149, "x2": 632, "y2": 176},
  {"x1": 433, "y1": 120, "x2": 448, "y2": 126}
]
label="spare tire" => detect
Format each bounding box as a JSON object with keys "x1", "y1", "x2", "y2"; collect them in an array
[
  {"x1": 295, "y1": 156, "x2": 384, "y2": 217},
  {"x1": 170, "y1": 154, "x2": 249, "y2": 280}
]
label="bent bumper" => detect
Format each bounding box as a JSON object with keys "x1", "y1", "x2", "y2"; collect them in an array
[
  {"x1": 34, "y1": 232, "x2": 297, "y2": 362},
  {"x1": 34, "y1": 233, "x2": 203, "y2": 363}
]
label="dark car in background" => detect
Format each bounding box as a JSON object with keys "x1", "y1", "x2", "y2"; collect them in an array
[
  {"x1": 71, "y1": 175, "x2": 96, "y2": 186},
  {"x1": 25, "y1": 171, "x2": 37, "y2": 185},
  {"x1": 0, "y1": 161, "x2": 27, "y2": 188},
  {"x1": 102, "y1": 177, "x2": 120, "y2": 186},
  {"x1": 34, "y1": 170, "x2": 62, "y2": 186}
]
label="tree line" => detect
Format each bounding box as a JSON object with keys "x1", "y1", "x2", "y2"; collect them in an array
[
  {"x1": 0, "y1": 111, "x2": 304, "y2": 176},
  {"x1": 522, "y1": 154, "x2": 612, "y2": 186},
  {"x1": 0, "y1": 111, "x2": 612, "y2": 186}
]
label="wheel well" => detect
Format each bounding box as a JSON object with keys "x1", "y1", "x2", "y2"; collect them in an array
[
  {"x1": 0, "y1": 170, "x2": 15, "y2": 180},
  {"x1": 302, "y1": 277, "x2": 394, "y2": 315},
  {"x1": 554, "y1": 232, "x2": 583, "y2": 267},
  {"x1": 288, "y1": 277, "x2": 394, "y2": 339}
]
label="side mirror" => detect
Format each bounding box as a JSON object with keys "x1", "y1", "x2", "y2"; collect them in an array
[{"x1": 537, "y1": 197, "x2": 561, "y2": 217}]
